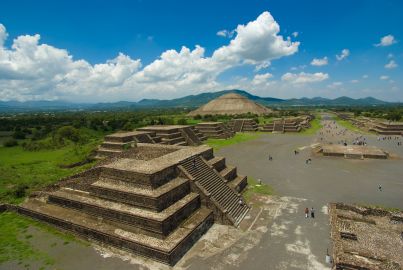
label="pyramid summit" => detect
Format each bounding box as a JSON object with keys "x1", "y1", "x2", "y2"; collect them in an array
[{"x1": 188, "y1": 93, "x2": 272, "y2": 116}]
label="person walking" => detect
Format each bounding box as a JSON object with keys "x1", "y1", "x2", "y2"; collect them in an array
[
  {"x1": 304, "y1": 207, "x2": 309, "y2": 218},
  {"x1": 378, "y1": 184, "x2": 382, "y2": 191},
  {"x1": 311, "y1": 207, "x2": 315, "y2": 218}
]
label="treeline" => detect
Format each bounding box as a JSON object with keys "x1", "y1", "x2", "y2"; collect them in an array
[{"x1": 333, "y1": 106, "x2": 403, "y2": 121}]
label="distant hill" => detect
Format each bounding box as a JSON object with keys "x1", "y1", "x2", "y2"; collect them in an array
[{"x1": 0, "y1": 89, "x2": 393, "y2": 112}]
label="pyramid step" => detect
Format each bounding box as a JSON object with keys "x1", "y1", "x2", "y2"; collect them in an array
[
  {"x1": 89, "y1": 177, "x2": 190, "y2": 211},
  {"x1": 16, "y1": 200, "x2": 213, "y2": 266},
  {"x1": 48, "y1": 189, "x2": 200, "y2": 237}
]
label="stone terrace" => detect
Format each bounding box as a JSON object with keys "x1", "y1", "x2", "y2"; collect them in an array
[
  {"x1": 228, "y1": 119, "x2": 259, "y2": 132},
  {"x1": 196, "y1": 122, "x2": 235, "y2": 139},
  {"x1": 10, "y1": 143, "x2": 248, "y2": 265},
  {"x1": 329, "y1": 203, "x2": 403, "y2": 270}
]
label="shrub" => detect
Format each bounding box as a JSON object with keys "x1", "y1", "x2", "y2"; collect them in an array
[
  {"x1": 177, "y1": 118, "x2": 187, "y2": 125},
  {"x1": 3, "y1": 138, "x2": 18, "y2": 147}
]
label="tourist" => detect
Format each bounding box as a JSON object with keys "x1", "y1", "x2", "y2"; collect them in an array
[
  {"x1": 193, "y1": 158, "x2": 196, "y2": 169},
  {"x1": 238, "y1": 199, "x2": 244, "y2": 206},
  {"x1": 305, "y1": 207, "x2": 309, "y2": 218},
  {"x1": 311, "y1": 207, "x2": 315, "y2": 218},
  {"x1": 378, "y1": 184, "x2": 382, "y2": 191}
]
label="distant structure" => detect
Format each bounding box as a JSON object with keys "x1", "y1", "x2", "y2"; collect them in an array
[
  {"x1": 261, "y1": 116, "x2": 313, "y2": 133},
  {"x1": 188, "y1": 93, "x2": 272, "y2": 116},
  {"x1": 196, "y1": 122, "x2": 235, "y2": 139},
  {"x1": 227, "y1": 119, "x2": 259, "y2": 132},
  {"x1": 369, "y1": 121, "x2": 403, "y2": 135},
  {"x1": 96, "y1": 125, "x2": 206, "y2": 158}
]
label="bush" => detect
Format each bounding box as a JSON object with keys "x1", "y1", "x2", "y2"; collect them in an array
[
  {"x1": 56, "y1": 126, "x2": 80, "y2": 143},
  {"x1": 3, "y1": 138, "x2": 18, "y2": 147},
  {"x1": 177, "y1": 118, "x2": 187, "y2": 125},
  {"x1": 12, "y1": 130, "x2": 26, "y2": 140},
  {"x1": 14, "y1": 184, "x2": 29, "y2": 198}
]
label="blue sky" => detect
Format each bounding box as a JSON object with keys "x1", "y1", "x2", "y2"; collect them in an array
[{"x1": 0, "y1": 0, "x2": 402, "y2": 102}]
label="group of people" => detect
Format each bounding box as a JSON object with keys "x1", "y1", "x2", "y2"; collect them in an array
[{"x1": 304, "y1": 207, "x2": 315, "y2": 218}]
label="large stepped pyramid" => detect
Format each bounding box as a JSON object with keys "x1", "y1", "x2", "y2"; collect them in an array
[
  {"x1": 10, "y1": 143, "x2": 249, "y2": 265},
  {"x1": 196, "y1": 122, "x2": 235, "y2": 139}
]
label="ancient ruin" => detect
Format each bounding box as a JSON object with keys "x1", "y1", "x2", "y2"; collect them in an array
[
  {"x1": 4, "y1": 142, "x2": 249, "y2": 265},
  {"x1": 261, "y1": 116, "x2": 313, "y2": 133},
  {"x1": 318, "y1": 144, "x2": 389, "y2": 159},
  {"x1": 187, "y1": 93, "x2": 272, "y2": 116},
  {"x1": 196, "y1": 122, "x2": 235, "y2": 139},
  {"x1": 329, "y1": 203, "x2": 403, "y2": 270},
  {"x1": 370, "y1": 122, "x2": 403, "y2": 135},
  {"x1": 96, "y1": 125, "x2": 206, "y2": 158},
  {"x1": 227, "y1": 119, "x2": 259, "y2": 132}
]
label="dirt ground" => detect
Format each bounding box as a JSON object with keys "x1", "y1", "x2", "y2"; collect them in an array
[{"x1": 3, "y1": 113, "x2": 403, "y2": 270}]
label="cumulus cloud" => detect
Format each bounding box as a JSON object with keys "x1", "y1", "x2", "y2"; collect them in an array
[
  {"x1": 380, "y1": 75, "x2": 389, "y2": 80},
  {"x1": 350, "y1": 79, "x2": 359, "y2": 83},
  {"x1": 281, "y1": 72, "x2": 329, "y2": 84},
  {"x1": 327, "y1": 81, "x2": 343, "y2": 89},
  {"x1": 292, "y1": 32, "x2": 298, "y2": 37},
  {"x1": 216, "y1": 29, "x2": 235, "y2": 38},
  {"x1": 385, "y1": 60, "x2": 397, "y2": 69},
  {"x1": 311, "y1": 57, "x2": 328, "y2": 66},
  {"x1": 336, "y1": 49, "x2": 350, "y2": 61},
  {"x1": 362, "y1": 74, "x2": 369, "y2": 79},
  {"x1": 252, "y1": 73, "x2": 273, "y2": 85},
  {"x1": 0, "y1": 12, "x2": 300, "y2": 101},
  {"x1": 375, "y1": 34, "x2": 397, "y2": 47}
]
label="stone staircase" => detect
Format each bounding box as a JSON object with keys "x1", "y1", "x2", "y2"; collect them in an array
[
  {"x1": 233, "y1": 119, "x2": 244, "y2": 132},
  {"x1": 180, "y1": 156, "x2": 249, "y2": 226},
  {"x1": 273, "y1": 120, "x2": 284, "y2": 133},
  {"x1": 180, "y1": 127, "x2": 202, "y2": 146}
]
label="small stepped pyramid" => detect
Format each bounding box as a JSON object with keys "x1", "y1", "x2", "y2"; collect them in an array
[
  {"x1": 138, "y1": 125, "x2": 205, "y2": 146},
  {"x1": 96, "y1": 131, "x2": 158, "y2": 158},
  {"x1": 180, "y1": 156, "x2": 249, "y2": 226},
  {"x1": 228, "y1": 119, "x2": 258, "y2": 132},
  {"x1": 196, "y1": 122, "x2": 235, "y2": 139},
  {"x1": 11, "y1": 144, "x2": 249, "y2": 265},
  {"x1": 18, "y1": 146, "x2": 216, "y2": 265}
]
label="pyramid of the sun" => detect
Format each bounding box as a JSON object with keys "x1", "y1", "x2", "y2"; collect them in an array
[{"x1": 188, "y1": 93, "x2": 272, "y2": 116}]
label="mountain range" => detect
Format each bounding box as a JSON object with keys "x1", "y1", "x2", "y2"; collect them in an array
[{"x1": 0, "y1": 90, "x2": 394, "y2": 113}]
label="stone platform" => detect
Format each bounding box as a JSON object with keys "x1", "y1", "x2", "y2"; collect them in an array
[
  {"x1": 10, "y1": 143, "x2": 249, "y2": 265},
  {"x1": 319, "y1": 144, "x2": 389, "y2": 159},
  {"x1": 96, "y1": 125, "x2": 206, "y2": 158},
  {"x1": 329, "y1": 203, "x2": 403, "y2": 270},
  {"x1": 227, "y1": 119, "x2": 258, "y2": 132},
  {"x1": 196, "y1": 122, "x2": 235, "y2": 139}
]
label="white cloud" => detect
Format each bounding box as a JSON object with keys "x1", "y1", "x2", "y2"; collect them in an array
[
  {"x1": 281, "y1": 72, "x2": 329, "y2": 84},
  {"x1": 362, "y1": 74, "x2": 369, "y2": 79},
  {"x1": 336, "y1": 49, "x2": 350, "y2": 61},
  {"x1": 292, "y1": 32, "x2": 298, "y2": 37},
  {"x1": 0, "y1": 24, "x2": 7, "y2": 47},
  {"x1": 252, "y1": 73, "x2": 273, "y2": 85},
  {"x1": 385, "y1": 60, "x2": 397, "y2": 69},
  {"x1": 380, "y1": 75, "x2": 389, "y2": 80},
  {"x1": 216, "y1": 29, "x2": 235, "y2": 38},
  {"x1": 350, "y1": 79, "x2": 359, "y2": 83},
  {"x1": 328, "y1": 81, "x2": 343, "y2": 89},
  {"x1": 0, "y1": 12, "x2": 300, "y2": 102},
  {"x1": 375, "y1": 35, "x2": 397, "y2": 47},
  {"x1": 311, "y1": 57, "x2": 328, "y2": 66},
  {"x1": 387, "y1": 53, "x2": 394, "y2": 59}
]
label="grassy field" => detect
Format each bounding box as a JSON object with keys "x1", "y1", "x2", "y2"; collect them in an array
[
  {"x1": 0, "y1": 129, "x2": 103, "y2": 204},
  {"x1": 243, "y1": 177, "x2": 275, "y2": 202},
  {"x1": 0, "y1": 211, "x2": 84, "y2": 268},
  {"x1": 205, "y1": 132, "x2": 264, "y2": 151},
  {"x1": 299, "y1": 115, "x2": 322, "y2": 135}
]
